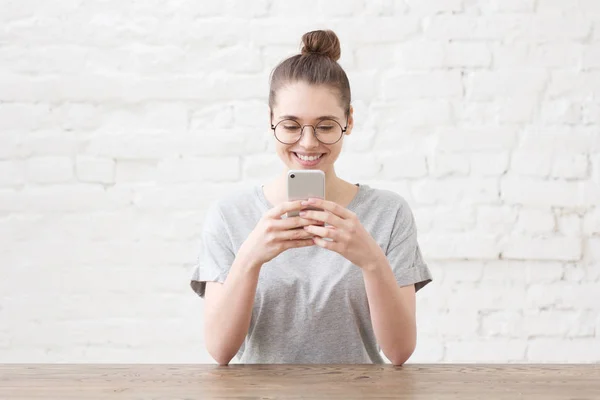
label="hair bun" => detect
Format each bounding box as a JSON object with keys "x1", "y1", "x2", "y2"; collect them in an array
[{"x1": 300, "y1": 30, "x2": 341, "y2": 62}]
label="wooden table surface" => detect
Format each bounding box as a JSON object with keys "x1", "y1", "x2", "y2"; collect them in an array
[{"x1": 1, "y1": 364, "x2": 599, "y2": 399}]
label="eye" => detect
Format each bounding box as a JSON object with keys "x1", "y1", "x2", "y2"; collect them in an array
[{"x1": 317, "y1": 125, "x2": 334, "y2": 131}]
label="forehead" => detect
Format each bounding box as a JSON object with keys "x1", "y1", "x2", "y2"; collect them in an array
[{"x1": 274, "y1": 81, "x2": 344, "y2": 118}]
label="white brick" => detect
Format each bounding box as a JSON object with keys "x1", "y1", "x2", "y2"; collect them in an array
[
  {"x1": 0, "y1": 103, "x2": 51, "y2": 131},
  {"x1": 481, "y1": 261, "x2": 563, "y2": 284},
  {"x1": 379, "y1": 152, "x2": 428, "y2": 179},
  {"x1": 418, "y1": 310, "x2": 479, "y2": 338},
  {"x1": 583, "y1": 101, "x2": 600, "y2": 124},
  {"x1": 583, "y1": 208, "x2": 600, "y2": 235},
  {"x1": 0, "y1": 160, "x2": 24, "y2": 187},
  {"x1": 446, "y1": 339, "x2": 527, "y2": 362},
  {"x1": 480, "y1": 311, "x2": 523, "y2": 338},
  {"x1": 190, "y1": 104, "x2": 233, "y2": 130},
  {"x1": 450, "y1": 282, "x2": 527, "y2": 310},
  {"x1": 369, "y1": 100, "x2": 452, "y2": 130},
  {"x1": 381, "y1": 71, "x2": 462, "y2": 100},
  {"x1": 587, "y1": 237, "x2": 600, "y2": 262},
  {"x1": 406, "y1": 337, "x2": 444, "y2": 363},
  {"x1": 363, "y1": 0, "x2": 398, "y2": 15},
  {"x1": 527, "y1": 283, "x2": 599, "y2": 309},
  {"x1": 0, "y1": 185, "x2": 131, "y2": 213},
  {"x1": 424, "y1": 16, "x2": 525, "y2": 40},
  {"x1": 444, "y1": 43, "x2": 491, "y2": 68},
  {"x1": 356, "y1": 44, "x2": 399, "y2": 70},
  {"x1": 522, "y1": 310, "x2": 596, "y2": 338},
  {"x1": 156, "y1": 157, "x2": 240, "y2": 183},
  {"x1": 509, "y1": 151, "x2": 552, "y2": 178},
  {"x1": 335, "y1": 153, "x2": 381, "y2": 180},
  {"x1": 489, "y1": 0, "x2": 535, "y2": 12},
  {"x1": 412, "y1": 207, "x2": 434, "y2": 233},
  {"x1": 431, "y1": 206, "x2": 476, "y2": 232},
  {"x1": 583, "y1": 44, "x2": 600, "y2": 69},
  {"x1": 527, "y1": 339, "x2": 600, "y2": 363},
  {"x1": 526, "y1": 16, "x2": 592, "y2": 40},
  {"x1": 501, "y1": 178, "x2": 599, "y2": 208},
  {"x1": 394, "y1": 41, "x2": 444, "y2": 69},
  {"x1": 494, "y1": 43, "x2": 582, "y2": 69},
  {"x1": 470, "y1": 153, "x2": 509, "y2": 177},
  {"x1": 428, "y1": 154, "x2": 469, "y2": 178},
  {"x1": 440, "y1": 261, "x2": 483, "y2": 283},
  {"x1": 404, "y1": 0, "x2": 462, "y2": 13},
  {"x1": 115, "y1": 161, "x2": 158, "y2": 183},
  {"x1": 25, "y1": 156, "x2": 73, "y2": 184},
  {"x1": 437, "y1": 127, "x2": 517, "y2": 152},
  {"x1": 319, "y1": 0, "x2": 363, "y2": 16},
  {"x1": 233, "y1": 101, "x2": 269, "y2": 128},
  {"x1": 502, "y1": 237, "x2": 582, "y2": 261},
  {"x1": 242, "y1": 154, "x2": 283, "y2": 179},
  {"x1": 548, "y1": 71, "x2": 600, "y2": 100},
  {"x1": 334, "y1": 17, "x2": 420, "y2": 44},
  {"x1": 76, "y1": 156, "x2": 115, "y2": 184},
  {"x1": 580, "y1": 0, "x2": 600, "y2": 14},
  {"x1": 519, "y1": 128, "x2": 599, "y2": 154},
  {"x1": 412, "y1": 178, "x2": 499, "y2": 205},
  {"x1": 476, "y1": 205, "x2": 518, "y2": 234},
  {"x1": 515, "y1": 208, "x2": 555, "y2": 234},
  {"x1": 551, "y1": 154, "x2": 589, "y2": 179},
  {"x1": 466, "y1": 71, "x2": 548, "y2": 101},
  {"x1": 420, "y1": 233, "x2": 500, "y2": 259},
  {"x1": 540, "y1": 100, "x2": 583, "y2": 125},
  {"x1": 557, "y1": 213, "x2": 582, "y2": 237}
]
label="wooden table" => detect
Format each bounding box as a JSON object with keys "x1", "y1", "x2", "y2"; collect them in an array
[{"x1": 1, "y1": 364, "x2": 599, "y2": 399}]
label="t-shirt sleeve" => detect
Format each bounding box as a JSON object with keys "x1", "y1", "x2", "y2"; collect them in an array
[
  {"x1": 386, "y1": 197, "x2": 432, "y2": 292},
  {"x1": 190, "y1": 202, "x2": 236, "y2": 298}
]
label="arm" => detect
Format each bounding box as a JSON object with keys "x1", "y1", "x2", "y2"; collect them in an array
[
  {"x1": 362, "y1": 256, "x2": 417, "y2": 366},
  {"x1": 204, "y1": 255, "x2": 262, "y2": 366}
]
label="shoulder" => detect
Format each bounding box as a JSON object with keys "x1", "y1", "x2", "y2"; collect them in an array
[{"x1": 362, "y1": 184, "x2": 412, "y2": 215}]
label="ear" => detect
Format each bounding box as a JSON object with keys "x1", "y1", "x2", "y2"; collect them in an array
[{"x1": 344, "y1": 105, "x2": 354, "y2": 136}]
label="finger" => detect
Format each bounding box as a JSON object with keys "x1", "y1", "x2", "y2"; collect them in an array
[
  {"x1": 273, "y1": 216, "x2": 322, "y2": 230},
  {"x1": 266, "y1": 200, "x2": 305, "y2": 219},
  {"x1": 283, "y1": 239, "x2": 315, "y2": 250},
  {"x1": 304, "y1": 224, "x2": 340, "y2": 240},
  {"x1": 299, "y1": 210, "x2": 345, "y2": 228},
  {"x1": 277, "y1": 228, "x2": 316, "y2": 241},
  {"x1": 302, "y1": 198, "x2": 355, "y2": 220},
  {"x1": 312, "y1": 236, "x2": 336, "y2": 251}
]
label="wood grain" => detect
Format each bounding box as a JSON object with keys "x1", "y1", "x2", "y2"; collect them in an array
[{"x1": 0, "y1": 364, "x2": 598, "y2": 399}]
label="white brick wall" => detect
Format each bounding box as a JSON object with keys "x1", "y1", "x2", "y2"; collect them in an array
[{"x1": 0, "y1": 0, "x2": 599, "y2": 364}]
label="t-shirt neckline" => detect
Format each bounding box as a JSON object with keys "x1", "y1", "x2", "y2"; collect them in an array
[{"x1": 255, "y1": 182, "x2": 366, "y2": 212}]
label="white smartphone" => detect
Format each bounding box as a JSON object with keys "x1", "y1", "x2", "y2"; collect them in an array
[{"x1": 285, "y1": 169, "x2": 325, "y2": 219}]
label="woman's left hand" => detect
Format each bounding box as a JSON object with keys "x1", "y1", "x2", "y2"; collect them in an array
[{"x1": 299, "y1": 198, "x2": 386, "y2": 270}]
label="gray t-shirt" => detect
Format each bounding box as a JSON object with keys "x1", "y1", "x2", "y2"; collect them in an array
[{"x1": 190, "y1": 183, "x2": 432, "y2": 364}]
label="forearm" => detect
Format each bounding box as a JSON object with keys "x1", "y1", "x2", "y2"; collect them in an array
[
  {"x1": 361, "y1": 257, "x2": 416, "y2": 365},
  {"x1": 204, "y1": 254, "x2": 262, "y2": 365}
]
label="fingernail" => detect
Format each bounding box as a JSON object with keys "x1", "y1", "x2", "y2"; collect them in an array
[
  {"x1": 299, "y1": 211, "x2": 306, "y2": 216},
  {"x1": 301, "y1": 201, "x2": 309, "y2": 206}
]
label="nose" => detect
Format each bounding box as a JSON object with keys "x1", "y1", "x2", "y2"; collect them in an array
[{"x1": 298, "y1": 125, "x2": 320, "y2": 148}]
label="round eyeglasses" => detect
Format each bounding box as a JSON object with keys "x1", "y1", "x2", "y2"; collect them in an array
[{"x1": 271, "y1": 118, "x2": 348, "y2": 145}]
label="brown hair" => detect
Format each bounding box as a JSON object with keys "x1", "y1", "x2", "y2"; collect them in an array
[{"x1": 268, "y1": 29, "x2": 351, "y2": 117}]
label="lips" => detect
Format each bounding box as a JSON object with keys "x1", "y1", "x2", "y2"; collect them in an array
[{"x1": 293, "y1": 152, "x2": 324, "y2": 166}]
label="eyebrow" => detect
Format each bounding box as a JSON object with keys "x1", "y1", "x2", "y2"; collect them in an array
[{"x1": 278, "y1": 115, "x2": 341, "y2": 122}]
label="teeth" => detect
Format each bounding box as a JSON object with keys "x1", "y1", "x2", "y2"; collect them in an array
[{"x1": 296, "y1": 153, "x2": 322, "y2": 161}]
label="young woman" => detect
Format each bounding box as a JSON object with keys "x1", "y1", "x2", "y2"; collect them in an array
[{"x1": 190, "y1": 30, "x2": 432, "y2": 366}]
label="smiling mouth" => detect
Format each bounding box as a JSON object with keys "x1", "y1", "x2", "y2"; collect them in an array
[{"x1": 294, "y1": 152, "x2": 325, "y2": 161}]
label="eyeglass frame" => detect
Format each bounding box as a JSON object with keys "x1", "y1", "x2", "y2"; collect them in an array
[{"x1": 270, "y1": 116, "x2": 349, "y2": 145}]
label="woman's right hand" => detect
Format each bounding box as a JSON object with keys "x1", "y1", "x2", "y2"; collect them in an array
[{"x1": 238, "y1": 200, "x2": 318, "y2": 267}]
